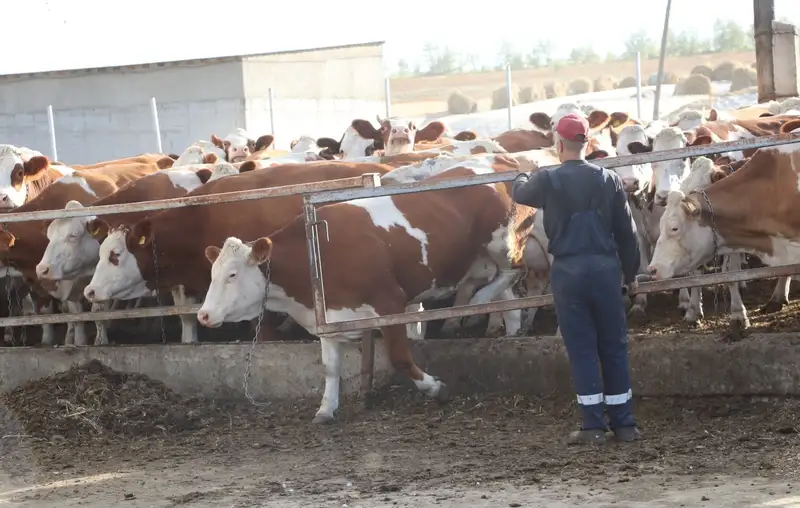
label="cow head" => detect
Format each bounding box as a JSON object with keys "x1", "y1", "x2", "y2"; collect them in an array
[
  {"x1": 0, "y1": 147, "x2": 53, "y2": 209},
  {"x1": 615, "y1": 124, "x2": 655, "y2": 194},
  {"x1": 197, "y1": 236, "x2": 272, "y2": 327},
  {"x1": 648, "y1": 127, "x2": 713, "y2": 206},
  {"x1": 337, "y1": 117, "x2": 447, "y2": 158},
  {"x1": 210, "y1": 129, "x2": 273, "y2": 163},
  {"x1": 36, "y1": 200, "x2": 101, "y2": 281}
]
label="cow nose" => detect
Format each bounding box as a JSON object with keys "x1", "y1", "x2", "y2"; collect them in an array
[
  {"x1": 36, "y1": 264, "x2": 50, "y2": 279},
  {"x1": 197, "y1": 310, "x2": 210, "y2": 326},
  {"x1": 647, "y1": 266, "x2": 659, "y2": 279},
  {"x1": 84, "y1": 288, "x2": 96, "y2": 301}
]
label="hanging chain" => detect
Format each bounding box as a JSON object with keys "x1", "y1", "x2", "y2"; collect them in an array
[
  {"x1": 697, "y1": 188, "x2": 724, "y2": 312},
  {"x1": 243, "y1": 260, "x2": 272, "y2": 408}
]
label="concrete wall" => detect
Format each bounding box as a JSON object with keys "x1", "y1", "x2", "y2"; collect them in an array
[
  {"x1": 242, "y1": 44, "x2": 385, "y2": 149},
  {"x1": 2, "y1": 333, "x2": 800, "y2": 404},
  {"x1": 0, "y1": 61, "x2": 246, "y2": 164}
]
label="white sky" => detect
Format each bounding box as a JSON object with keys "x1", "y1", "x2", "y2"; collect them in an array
[{"x1": 3, "y1": 0, "x2": 799, "y2": 75}]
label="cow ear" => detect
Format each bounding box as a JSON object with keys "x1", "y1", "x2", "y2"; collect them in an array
[
  {"x1": 129, "y1": 219, "x2": 153, "y2": 250},
  {"x1": 681, "y1": 197, "x2": 701, "y2": 218},
  {"x1": 587, "y1": 110, "x2": 610, "y2": 130},
  {"x1": 627, "y1": 141, "x2": 653, "y2": 154},
  {"x1": 87, "y1": 219, "x2": 110, "y2": 239},
  {"x1": 210, "y1": 134, "x2": 224, "y2": 150},
  {"x1": 195, "y1": 168, "x2": 213, "y2": 184},
  {"x1": 254, "y1": 135, "x2": 274, "y2": 152},
  {"x1": 529, "y1": 112, "x2": 551, "y2": 131},
  {"x1": 205, "y1": 245, "x2": 221, "y2": 264},
  {"x1": 202, "y1": 152, "x2": 219, "y2": 164},
  {"x1": 0, "y1": 230, "x2": 15, "y2": 251},
  {"x1": 23, "y1": 156, "x2": 50, "y2": 176},
  {"x1": 249, "y1": 237, "x2": 273, "y2": 265},
  {"x1": 609, "y1": 112, "x2": 630, "y2": 128},
  {"x1": 238, "y1": 161, "x2": 257, "y2": 173},
  {"x1": 156, "y1": 156, "x2": 175, "y2": 169}
]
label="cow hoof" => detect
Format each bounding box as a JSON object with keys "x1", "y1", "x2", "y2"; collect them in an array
[
  {"x1": 760, "y1": 300, "x2": 786, "y2": 314},
  {"x1": 435, "y1": 382, "x2": 451, "y2": 404},
  {"x1": 312, "y1": 413, "x2": 336, "y2": 425}
]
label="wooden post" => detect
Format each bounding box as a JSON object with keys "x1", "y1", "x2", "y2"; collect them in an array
[{"x1": 754, "y1": 0, "x2": 776, "y2": 103}]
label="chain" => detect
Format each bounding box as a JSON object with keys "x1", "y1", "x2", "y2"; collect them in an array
[
  {"x1": 697, "y1": 188, "x2": 724, "y2": 312},
  {"x1": 243, "y1": 259, "x2": 272, "y2": 408},
  {"x1": 4, "y1": 274, "x2": 14, "y2": 345},
  {"x1": 150, "y1": 236, "x2": 167, "y2": 343}
]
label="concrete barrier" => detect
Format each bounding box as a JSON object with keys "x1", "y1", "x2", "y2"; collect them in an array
[{"x1": 1, "y1": 333, "x2": 799, "y2": 399}]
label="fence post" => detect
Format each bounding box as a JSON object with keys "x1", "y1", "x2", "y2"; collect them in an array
[
  {"x1": 384, "y1": 77, "x2": 392, "y2": 118},
  {"x1": 505, "y1": 65, "x2": 513, "y2": 130},
  {"x1": 149, "y1": 97, "x2": 163, "y2": 153},
  {"x1": 46, "y1": 105, "x2": 58, "y2": 161},
  {"x1": 634, "y1": 52, "x2": 643, "y2": 119},
  {"x1": 268, "y1": 88, "x2": 276, "y2": 143},
  {"x1": 653, "y1": 0, "x2": 673, "y2": 120}
]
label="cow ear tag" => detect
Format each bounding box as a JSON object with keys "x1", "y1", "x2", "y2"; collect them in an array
[{"x1": 139, "y1": 236, "x2": 146, "y2": 245}]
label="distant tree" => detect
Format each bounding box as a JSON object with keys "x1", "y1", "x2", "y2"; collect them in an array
[
  {"x1": 569, "y1": 46, "x2": 601, "y2": 65},
  {"x1": 421, "y1": 43, "x2": 462, "y2": 75},
  {"x1": 668, "y1": 30, "x2": 714, "y2": 57},
  {"x1": 713, "y1": 19, "x2": 753, "y2": 52},
  {"x1": 622, "y1": 30, "x2": 659, "y2": 60},
  {"x1": 497, "y1": 41, "x2": 527, "y2": 70},
  {"x1": 395, "y1": 58, "x2": 411, "y2": 77},
  {"x1": 527, "y1": 40, "x2": 554, "y2": 68}
]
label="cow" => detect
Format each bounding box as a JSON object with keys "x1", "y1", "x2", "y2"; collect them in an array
[
  {"x1": 671, "y1": 109, "x2": 720, "y2": 131},
  {"x1": 195, "y1": 154, "x2": 538, "y2": 423},
  {"x1": 0, "y1": 147, "x2": 77, "y2": 209},
  {"x1": 529, "y1": 103, "x2": 616, "y2": 150},
  {"x1": 81, "y1": 161, "x2": 398, "y2": 344},
  {"x1": 210, "y1": 129, "x2": 275, "y2": 163},
  {"x1": 35, "y1": 164, "x2": 219, "y2": 345},
  {"x1": 0, "y1": 156, "x2": 174, "y2": 346},
  {"x1": 324, "y1": 117, "x2": 448, "y2": 159},
  {"x1": 646, "y1": 121, "x2": 800, "y2": 329},
  {"x1": 69, "y1": 153, "x2": 172, "y2": 171}
]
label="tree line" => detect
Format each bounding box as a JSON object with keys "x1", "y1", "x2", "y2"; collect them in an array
[{"x1": 394, "y1": 18, "x2": 777, "y2": 77}]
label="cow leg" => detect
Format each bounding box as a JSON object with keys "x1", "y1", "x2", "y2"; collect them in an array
[
  {"x1": 65, "y1": 301, "x2": 89, "y2": 346},
  {"x1": 277, "y1": 314, "x2": 297, "y2": 333},
  {"x1": 381, "y1": 323, "x2": 448, "y2": 402},
  {"x1": 629, "y1": 229, "x2": 652, "y2": 318},
  {"x1": 683, "y1": 271, "x2": 704, "y2": 325},
  {"x1": 92, "y1": 301, "x2": 113, "y2": 345},
  {"x1": 171, "y1": 286, "x2": 199, "y2": 344},
  {"x1": 405, "y1": 303, "x2": 426, "y2": 339},
  {"x1": 313, "y1": 336, "x2": 345, "y2": 423},
  {"x1": 486, "y1": 287, "x2": 521, "y2": 337},
  {"x1": 678, "y1": 287, "x2": 691, "y2": 311},
  {"x1": 722, "y1": 253, "x2": 750, "y2": 331},
  {"x1": 440, "y1": 256, "x2": 497, "y2": 335},
  {"x1": 763, "y1": 276, "x2": 791, "y2": 313},
  {"x1": 37, "y1": 300, "x2": 56, "y2": 346}
]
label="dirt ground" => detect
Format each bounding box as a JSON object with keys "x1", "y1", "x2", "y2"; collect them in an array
[
  {"x1": 0, "y1": 359, "x2": 798, "y2": 507},
  {"x1": 389, "y1": 50, "x2": 755, "y2": 117}
]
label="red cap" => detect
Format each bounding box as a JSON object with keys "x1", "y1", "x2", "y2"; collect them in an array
[{"x1": 556, "y1": 113, "x2": 590, "y2": 142}]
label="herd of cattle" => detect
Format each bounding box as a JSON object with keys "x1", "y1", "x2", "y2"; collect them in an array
[{"x1": 2, "y1": 98, "x2": 800, "y2": 418}]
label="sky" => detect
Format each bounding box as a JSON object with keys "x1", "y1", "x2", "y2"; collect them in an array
[{"x1": 3, "y1": 0, "x2": 800, "y2": 76}]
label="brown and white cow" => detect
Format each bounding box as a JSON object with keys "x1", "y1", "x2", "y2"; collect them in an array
[
  {"x1": 81, "y1": 161, "x2": 398, "y2": 342},
  {"x1": 0, "y1": 156, "x2": 173, "y2": 345},
  {"x1": 325, "y1": 117, "x2": 449, "y2": 159},
  {"x1": 647, "y1": 121, "x2": 800, "y2": 320},
  {"x1": 0, "y1": 147, "x2": 77, "y2": 209},
  {"x1": 35, "y1": 165, "x2": 217, "y2": 345},
  {"x1": 196, "y1": 154, "x2": 537, "y2": 423},
  {"x1": 70, "y1": 153, "x2": 171, "y2": 171},
  {"x1": 210, "y1": 129, "x2": 275, "y2": 163}
]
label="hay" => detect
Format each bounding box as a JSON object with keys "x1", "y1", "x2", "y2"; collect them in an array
[
  {"x1": 491, "y1": 84, "x2": 520, "y2": 110},
  {"x1": 648, "y1": 72, "x2": 680, "y2": 85},
  {"x1": 616, "y1": 76, "x2": 637, "y2": 89},
  {"x1": 593, "y1": 76, "x2": 616, "y2": 92},
  {"x1": 568, "y1": 78, "x2": 593, "y2": 95},
  {"x1": 713, "y1": 61, "x2": 743, "y2": 81},
  {"x1": 674, "y1": 74, "x2": 713, "y2": 96},
  {"x1": 519, "y1": 84, "x2": 547, "y2": 103},
  {"x1": 447, "y1": 90, "x2": 477, "y2": 115},
  {"x1": 544, "y1": 81, "x2": 568, "y2": 98},
  {"x1": 691, "y1": 64, "x2": 714, "y2": 80},
  {"x1": 1, "y1": 360, "x2": 206, "y2": 440},
  {"x1": 730, "y1": 67, "x2": 757, "y2": 92}
]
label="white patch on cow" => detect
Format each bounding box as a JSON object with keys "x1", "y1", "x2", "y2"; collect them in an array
[
  {"x1": 84, "y1": 230, "x2": 149, "y2": 302},
  {"x1": 651, "y1": 127, "x2": 690, "y2": 204},
  {"x1": 381, "y1": 155, "x2": 461, "y2": 184},
  {"x1": 208, "y1": 162, "x2": 240, "y2": 181},
  {"x1": 348, "y1": 197, "x2": 429, "y2": 265},
  {"x1": 340, "y1": 126, "x2": 376, "y2": 159},
  {"x1": 165, "y1": 167, "x2": 204, "y2": 191},
  {"x1": 0, "y1": 145, "x2": 27, "y2": 207},
  {"x1": 674, "y1": 110, "x2": 706, "y2": 131},
  {"x1": 291, "y1": 136, "x2": 319, "y2": 153},
  {"x1": 57, "y1": 175, "x2": 98, "y2": 198},
  {"x1": 445, "y1": 139, "x2": 507, "y2": 156},
  {"x1": 52, "y1": 165, "x2": 75, "y2": 177},
  {"x1": 37, "y1": 200, "x2": 99, "y2": 281},
  {"x1": 681, "y1": 157, "x2": 717, "y2": 193},
  {"x1": 716, "y1": 127, "x2": 754, "y2": 161}
]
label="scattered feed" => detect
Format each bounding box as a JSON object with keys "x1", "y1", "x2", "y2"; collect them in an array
[
  {"x1": 675, "y1": 74, "x2": 713, "y2": 96},
  {"x1": 446, "y1": 90, "x2": 477, "y2": 115},
  {"x1": 567, "y1": 77, "x2": 592, "y2": 95}
]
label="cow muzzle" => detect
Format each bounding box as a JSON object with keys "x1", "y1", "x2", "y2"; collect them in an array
[{"x1": 196, "y1": 309, "x2": 221, "y2": 328}]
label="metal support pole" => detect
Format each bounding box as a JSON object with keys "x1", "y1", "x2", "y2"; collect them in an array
[
  {"x1": 150, "y1": 97, "x2": 163, "y2": 153},
  {"x1": 46, "y1": 105, "x2": 58, "y2": 161},
  {"x1": 754, "y1": 0, "x2": 777, "y2": 103},
  {"x1": 384, "y1": 77, "x2": 392, "y2": 118},
  {"x1": 635, "y1": 52, "x2": 643, "y2": 119},
  {"x1": 506, "y1": 65, "x2": 513, "y2": 130},
  {"x1": 268, "y1": 87, "x2": 276, "y2": 142},
  {"x1": 653, "y1": 0, "x2": 673, "y2": 120}
]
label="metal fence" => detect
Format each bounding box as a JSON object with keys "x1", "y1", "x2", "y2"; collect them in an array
[{"x1": 0, "y1": 132, "x2": 798, "y2": 339}]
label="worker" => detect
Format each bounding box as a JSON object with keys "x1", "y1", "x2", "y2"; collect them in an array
[{"x1": 511, "y1": 113, "x2": 641, "y2": 445}]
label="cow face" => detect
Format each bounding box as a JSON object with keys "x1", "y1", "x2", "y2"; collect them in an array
[
  {"x1": 380, "y1": 118, "x2": 417, "y2": 155},
  {"x1": 0, "y1": 146, "x2": 52, "y2": 208},
  {"x1": 210, "y1": 129, "x2": 256, "y2": 163},
  {"x1": 648, "y1": 190, "x2": 714, "y2": 280},
  {"x1": 614, "y1": 125, "x2": 654, "y2": 194},
  {"x1": 36, "y1": 200, "x2": 101, "y2": 281},
  {"x1": 197, "y1": 236, "x2": 272, "y2": 327},
  {"x1": 83, "y1": 226, "x2": 152, "y2": 302}
]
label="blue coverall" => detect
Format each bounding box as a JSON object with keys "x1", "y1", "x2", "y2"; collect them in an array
[{"x1": 512, "y1": 160, "x2": 641, "y2": 431}]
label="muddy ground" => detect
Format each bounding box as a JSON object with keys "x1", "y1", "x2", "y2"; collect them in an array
[
  {"x1": 3, "y1": 275, "x2": 800, "y2": 347},
  {"x1": 0, "y1": 361, "x2": 798, "y2": 507}
]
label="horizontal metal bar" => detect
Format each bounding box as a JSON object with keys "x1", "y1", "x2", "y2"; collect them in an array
[
  {"x1": 315, "y1": 263, "x2": 800, "y2": 334},
  {"x1": 0, "y1": 303, "x2": 202, "y2": 327},
  {"x1": 0, "y1": 173, "x2": 382, "y2": 224},
  {"x1": 5, "y1": 262, "x2": 799, "y2": 330},
  {"x1": 309, "y1": 132, "x2": 800, "y2": 204}
]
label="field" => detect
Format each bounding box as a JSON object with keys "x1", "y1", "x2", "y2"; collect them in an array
[{"x1": 389, "y1": 50, "x2": 756, "y2": 118}]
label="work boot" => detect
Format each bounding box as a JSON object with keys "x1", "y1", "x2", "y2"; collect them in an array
[
  {"x1": 567, "y1": 429, "x2": 607, "y2": 446},
  {"x1": 612, "y1": 426, "x2": 641, "y2": 442}
]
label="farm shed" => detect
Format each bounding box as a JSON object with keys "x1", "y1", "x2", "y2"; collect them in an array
[{"x1": 0, "y1": 41, "x2": 386, "y2": 163}]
